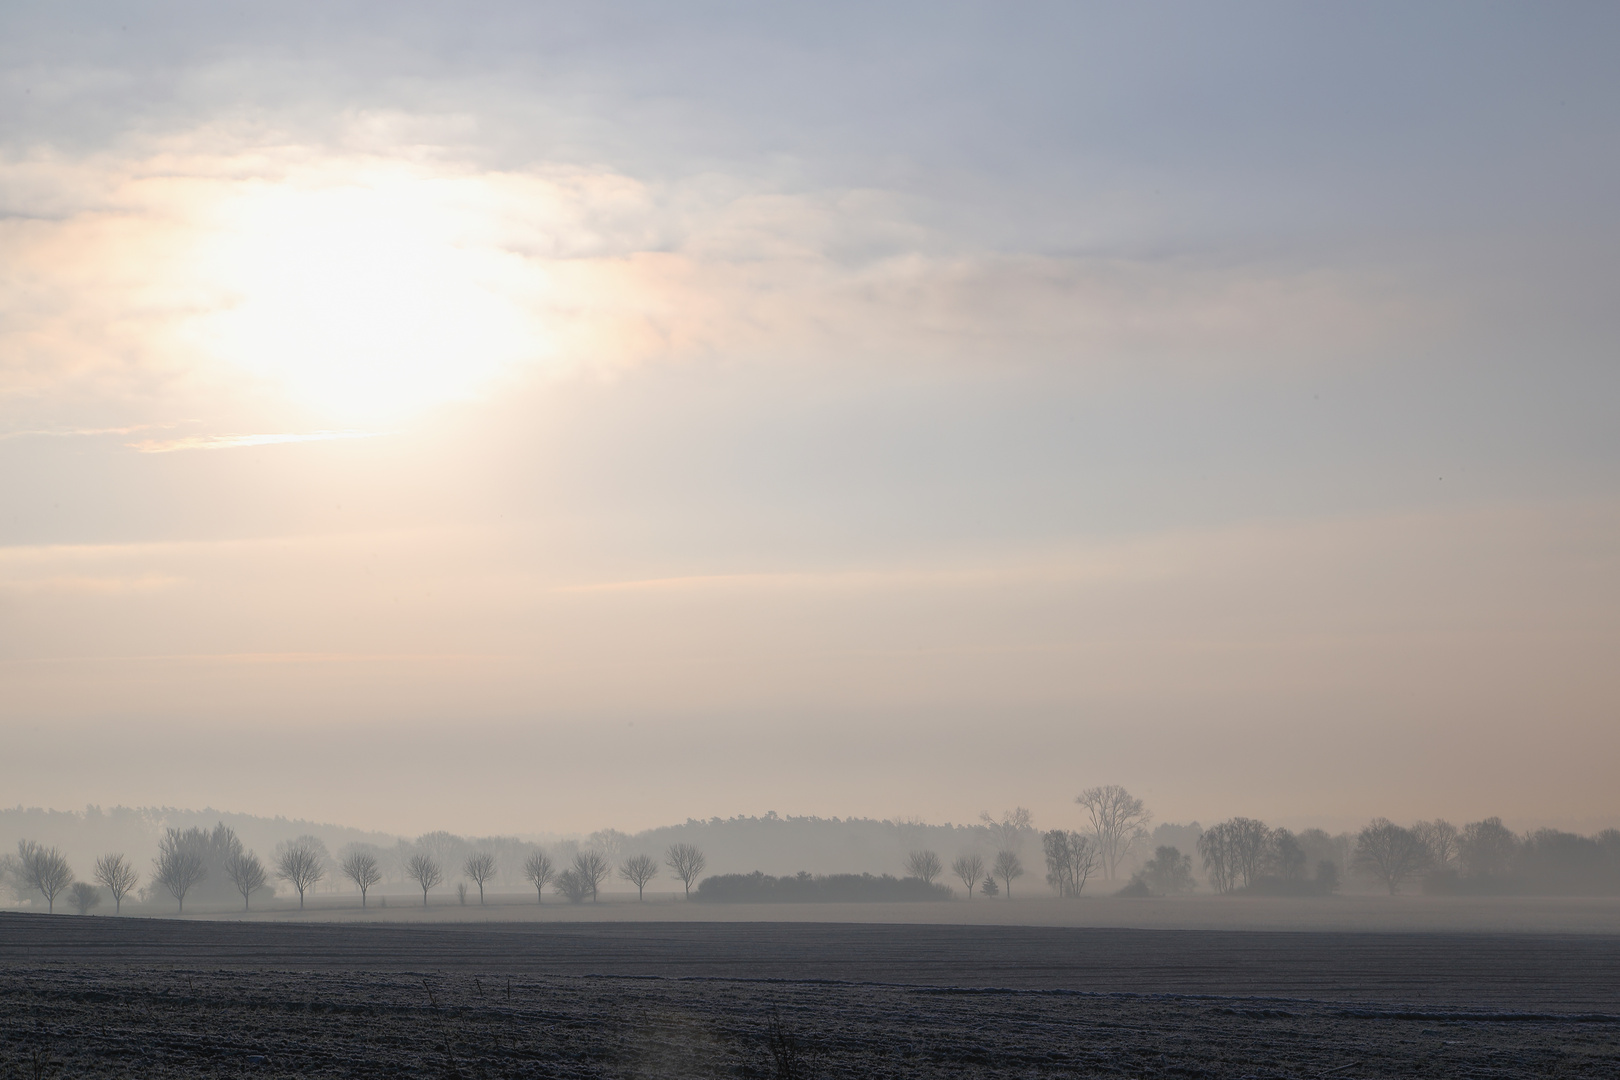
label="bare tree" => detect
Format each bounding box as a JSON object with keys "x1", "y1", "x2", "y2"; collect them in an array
[
  {"x1": 1042, "y1": 830, "x2": 1099, "y2": 897},
  {"x1": 69, "y1": 882, "x2": 102, "y2": 915},
  {"x1": 573, "y1": 850, "x2": 611, "y2": 902},
  {"x1": 463, "y1": 852, "x2": 497, "y2": 904},
  {"x1": 1197, "y1": 824, "x2": 1238, "y2": 894},
  {"x1": 905, "y1": 850, "x2": 943, "y2": 886},
  {"x1": 153, "y1": 829, "x2": 207, "y2": 913},
  {"x1": 93, "y1": 854, "x2": 139, "y2": 914},
  {"x1": 1352, "y1": 819, "x2": 1429, "y2": 895},
  {"x1": 523, "y1": 850, "x2": 555, "y2": 902},
  {"x1": 1076, "y1": 785, "x2": 1152, "y2": 880},
  {"x1": 225, "y1": 850, "x2": 268, "y2": 910},
  {"x1": 406, "y1": 854, "x2": 443, "y2": 906},
  {"x1": 274, "y1": 836, "x2": 328, "y2": 910},
  {"x1": 1196, "y1": 817, "x2": 1272, "y2": 893},
  {"x1": 619, "y1": 854, "x2": 659, "y2": 900},
  {"x1": 1412, "y1": 820, "x2": 1461, "y2": 871},
  {"x1": 980, "y1": 808, "x2": 1035, "y2": 854},
  {"x1": 16, "y1": 841, "x2": 74, "y2": 913},
  {"x1": 951, "y1": 854, "x2": 986, "y2": 899},
  {"x1": 993, "y1": 850, "x2": 1024, "y2": 898},
  {"x1": 341, "y1": 851, "x2": 383, "y2": 907},
  {"x1": 665, "y1": 843, "x2": 707, "y2": 898}
]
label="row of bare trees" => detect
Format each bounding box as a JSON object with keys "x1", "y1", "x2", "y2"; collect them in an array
[
  {"x1": 341, "y1": 842, "x2": 711, "y2": 907},
  {"x1": 4, "y1": 829, "x2": 713, "y2": 914},
  {"x1": 6, "y1": 832, "x2": 341, "y2": 915}
]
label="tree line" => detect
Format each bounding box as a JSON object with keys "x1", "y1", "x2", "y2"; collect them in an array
[
  {"x1": 1, "y1": 828, "x2": 711, "y2": 913},
  {"x1": 7, "y1": 788, "x2": 1618, "y2": 913}
]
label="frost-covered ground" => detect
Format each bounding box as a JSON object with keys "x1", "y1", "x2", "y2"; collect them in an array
[{"x1": 2, "y1": 916, "x2": 1617, "y2": 1077}]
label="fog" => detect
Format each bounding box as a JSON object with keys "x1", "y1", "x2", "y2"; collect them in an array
[{"x1": 3, "y1": 5, "x2": 1618, "y2": 846}]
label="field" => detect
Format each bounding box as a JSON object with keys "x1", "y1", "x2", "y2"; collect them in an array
[{"x1": 3, "y1": 914, "x2": 1618, "y2": 1077}]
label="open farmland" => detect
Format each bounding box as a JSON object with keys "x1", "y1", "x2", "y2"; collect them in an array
[{"x1": 3, "y1": 914, "x2": 1618, "y2": 1077}]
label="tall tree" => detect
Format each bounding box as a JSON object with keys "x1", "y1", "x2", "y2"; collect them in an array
[
  {"x1": 523, "y1": 850, "x2": 555, "y2": 903},
  {"x1": 1412, "y1": 820, "x2": 1461, "y2": 871},
  {"x1": 664, "y1": 844, "x2": 706, "y2": 898},
  {"x1": 1041, "y1": 830, "x2": 1098, "y2": 897},
  {"x1": 407, "y1": 854, "x2": 443, "y2": 906},
  {"x1": 153, "y1": 829, "x2": 207, "y2": 913},
  {"x1": 225, "y1": 850, "x2": 268, "y2": 910},
  {"x1": 274, "y1": 836, "x2": 328, "y2": 910},
  {"x1": 618, "y1": 854, "x2": 659, "y2": 900},
  {"x1": 463, "y1": 852, "x2": 497, "y2": 904},
  {"x1": 1352, "y1": 819, "x2": 1430, "y2": 895},
  {"x1": 340, "y1": 851, "x2": 383, "y2": 907},
  {"x1": 1075, "y1": 786, "x2": 1152, "y2": 880},
  {"x1": 1198, "y1": 824, "x2": 1238, "y2": 894},
  {"x1": 1197, "y1": 818, "x2": 1273, "y2": 893},
  {"x1": 93, "y1": 853, "x2": 139, "y2": 914},
  {"x1": 17, "y1": 841, "x2": 74, "y2": 913},
  {"x1": 951, "y1": 854, "x2": 986, "y2": 899},
  {"x1": 573, "y1": 850, "x2": 611, "y2": 902}
]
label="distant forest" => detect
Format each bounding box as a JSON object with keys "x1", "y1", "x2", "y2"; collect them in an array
[{"x1": 3, "y1": 792, "x2": 1618, "y2": 914}]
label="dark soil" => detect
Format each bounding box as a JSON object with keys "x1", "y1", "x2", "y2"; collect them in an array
[{"x1": 2, "y1": 915, "x2": 1616, "y2": 1077}]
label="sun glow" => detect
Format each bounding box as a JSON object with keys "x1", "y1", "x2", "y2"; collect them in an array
[{"x1": 179, "y1": 162, "x2": 561, "y2": 420}]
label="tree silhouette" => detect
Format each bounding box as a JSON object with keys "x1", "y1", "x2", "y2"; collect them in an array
[
  {"x1": 523, "y1": 851, "x2": 555, "y2": 903},
  {"x1": 1076, "y1": 786, "x2": 1152, "y2": 880},
  {"x1": 618, "y1": 854, "x2": 659, "y2": 900},
  {"x1": 340, "y1": 851, "x2": 383, "y2": 907},
  {"x1": 993, "y1": 851, "x2": 1024, "y2": 898},
  {"x1": 905, "y1": 850, "x2": 943, "y2": 885},
  {"x1": 225, "y1": 851, "x2": 268, "y2": 910},
  {"x1": 951, "y1": 854, "x2": 985, "y2": 899},
  {"x1": 93, "y1": 853, "x2": 138, "y2": 915},
  {"x1": 407, "y1": 854, "x2": 443, "y2": 906},
  {"x1": 464, "y1": 852, "x2": 497, "y2": 904},
  {"x1": 154, "y1": 829, "x2": 207, "y2": 913},
  {"x1": 17, "y1": 841, "x2": 74, "y2": 913},
  {"x1": 665, "y1": 843, "x2": 707, "y2": 898},
  {"x1": 274, "y1": 836, "x2": 328, "y2": 910},
  {"x1": 573, "y1": 850, "x2": 611, "y2": 902}
]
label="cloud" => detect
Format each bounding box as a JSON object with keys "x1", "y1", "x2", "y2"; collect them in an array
[
  {"x1": 0, "y1": 422, "x2": 186, "y2": 441},
  {"x1": 126, "y1": 430, "x2": 382, "y2": 453},
  {"x1": 0, "y1": 135, "x2": 1447, "y2": 429}
]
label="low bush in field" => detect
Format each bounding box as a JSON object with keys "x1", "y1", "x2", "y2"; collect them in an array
[{"x1": 694, "y1": 870, "x2": 953, "y2": 903}]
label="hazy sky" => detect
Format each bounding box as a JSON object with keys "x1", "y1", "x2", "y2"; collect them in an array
[{"x1": 3, "y1": 3, "x2": 1617, "y2": 837}]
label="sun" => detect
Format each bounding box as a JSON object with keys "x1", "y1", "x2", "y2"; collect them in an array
[{"x1": 181, "y1": 162, "x2": 555, "y2": 421}]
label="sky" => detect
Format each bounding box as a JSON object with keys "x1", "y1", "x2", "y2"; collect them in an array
[{"x1": 2, "y1": 2, "x2": 1617, "y2": 837}]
